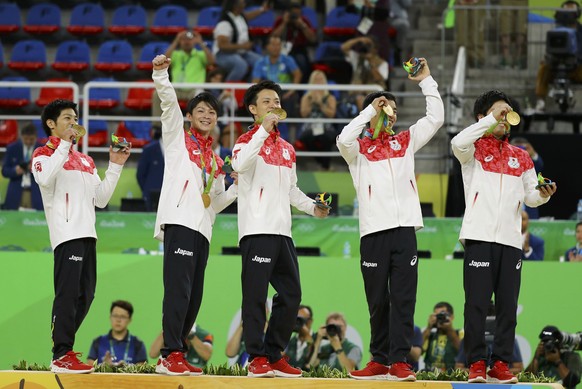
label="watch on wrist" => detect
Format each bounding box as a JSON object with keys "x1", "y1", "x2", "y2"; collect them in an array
[{"x1": 335, "y1": 348, "x2": 344, "y2": 354}]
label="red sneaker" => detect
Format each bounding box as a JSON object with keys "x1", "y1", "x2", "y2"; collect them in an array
[
  {"x1": 349, "y1": 361, "x2": 390, "y2": 380},
  {"x1": 386, "y1": 362, "x2": 416, "y2": 381},
  {"x1": 247, "y1": 356, "x2": 274, "y2": 378},
  {"x1": 468, "y1": 360, "x2": 487, "y2": 383},
  {"x1": 50, "y1": 351, "x2": 94, "y2": 374},
  {"x1": 270, "y1": 356, "x2": 302, "y2": 378},
  {"x1": 487, "y1": 360, "x2": 518, "y2": 384},
  {"x1": 155, "y1": 351, "x2": 190, "y2": 376},
  {"x1": 183, "y1": 358, "x2": 203, "y2": 376}
]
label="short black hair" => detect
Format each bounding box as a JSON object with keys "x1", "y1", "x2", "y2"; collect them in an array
[
  {"x1": 40, "y1": 99, "x2": 78, "y2": 137},
  {"x1": 111, "y1": 300, "x2": 134, "y2": 318},
  {"x1": 362, "y1": 91, "x2": 396, "y2": 110},
  {"x1": 299, "y1": 304, "x2": 313, "y2": 320},
  {"x1": 473, "y1": 90, "x2": 510, "y2": 121},
  {"x1": 434, "y1": 301, "x2": 454, "y2": 315},
  {"x1": 243, "y1": 80, "x2": 283, "y2": 117},
  {"x1": 20, "y1": 122, "x2": 37, "y2": 137},
  {"x1": 576, "y1": 221, "x2": 582, "y2": 229},
  {"x1": 187, "y1": 92, "x2": 219, "y2": 116}
]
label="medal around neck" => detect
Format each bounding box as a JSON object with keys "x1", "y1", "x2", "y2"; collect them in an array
[
  {"x1": 256, "y1": 108, "x2": 288, "y2": 124},
  {"x1": 202, "y1": 193, "x2": 211, "y2": 208},
  {"x1": 71, "y1": 124, "x2": 86, "y2": 144},
  {"x1": 111, "y1": 134, "x2": 130, "y2": 152},
  {"x1": 313, "y1": 192, "x2": 332, "y2": 209}
]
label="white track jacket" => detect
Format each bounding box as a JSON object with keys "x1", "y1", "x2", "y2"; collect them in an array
[
  {"x1": 32, "y1": 137, "x2": 123, "y2": 249},
  {"x1": 337, "y1": 76, "x2": 444, "y2": 238},
  {"x1": 231, "y1": 124, "x2": 315, "y2": 242},
  {"x1": 152, "y1": 68, "x2": 237, "y2": 243},
  {"x1": 451, "y1": 114, "x2": 549, "y2": 249}
]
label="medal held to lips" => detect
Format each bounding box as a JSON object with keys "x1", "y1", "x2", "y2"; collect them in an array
[
  {"x1": 505, "y1": 111, "x2": 521, "y2": 126},
  {"x1": 71, "y1": 124, "x2": 86, "y2": 144},
  {"x1": 256, "y1": 108, "x2": 288, "y2": 124},
  {"x1": 382, "y1": 104, "x2": 394, "y2": 117},
  {"x1": 202, "y1": 193, "x2": 211, "y2": 208}
]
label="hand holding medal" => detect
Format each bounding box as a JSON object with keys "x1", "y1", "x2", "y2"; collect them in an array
[
  {"x1": 257, "y1": 108, "x2": 287, "y2": 132},
  {"x1": 313, "y1": 192, "x2": 333, "y2": 209},
  {"x1": 70, "y1": 124, "x2": 86, "y2": 145},
  {"x1": 111, "y1": 134, "x2": 130, "y2": 152}
]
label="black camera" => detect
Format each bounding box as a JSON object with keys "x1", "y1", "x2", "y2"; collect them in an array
[
  {"x1": 435, "y1": 311, "x2": 450, "y2": 325},
  {"x1": 294, "y1": 316, "x2": 307, "y2": 333},
  {"x1": 555, "y1": 9, "x2": 579, "y2": 26},
  {"x1": 326, "y1": 323, "x2": 341, "y2": 338}
]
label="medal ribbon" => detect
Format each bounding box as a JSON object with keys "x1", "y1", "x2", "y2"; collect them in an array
[
  {"x1": 372, "y1": 110, "x2": 394, "y2": 139},
  {"x1": 109, "y1": 334, "x2": 131, "y2": 363},
  {"x1": 188, "y1": 130, "x2": 217, "y2": 195}
]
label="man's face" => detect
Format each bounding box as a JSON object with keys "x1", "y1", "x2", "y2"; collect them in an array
[
  {"x1": 179, "y1": 33, "x2": 195, "y2": 51},
  {"x1": 486, "y1": 100, "x2": 511, "y2": 138},
  {"x1": 266, "y1": 37, "x2": 282, "y2": 57},
  {"x1": 110, "y1": 306, "x2": 131, "y2": 333},
  {"x1": 576, "y1": 225, "x2": 582, "y2": 243},
  {"x1": 21, "y1": 134, "x2": 36, "y2": 147},
  {"x1": 297, "y1": 307, "x2": 312, "y2": 330},
  {"x1": 46, "y1": 108, "x2": 78, "y2": 140},
  {"x1": 249, "y1": 88, "x2": 281, "y2": 121},
  {"x1": 187, "y1": 101, "x2": 218, "y2": 136}
]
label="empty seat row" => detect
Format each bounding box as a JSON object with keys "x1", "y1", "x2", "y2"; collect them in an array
[{"x1": 4, "y1": 39, "x2": 169, "y2": 73}]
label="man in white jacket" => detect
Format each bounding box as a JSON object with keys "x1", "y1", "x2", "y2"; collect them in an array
[
  {"x1": 337, "y1": 58, "x2": 444, "y2": 381},
  {"x1": 151, "y1": 54, "x2": 238, "y2": 376},
  {"x1": 32, "y1": 99, "x2": 131, "y2": 373},
  {"x1": 451, "y1": 90, "x2": 556, "y2": 384},
  {"x1": 231, "y1": 80, "x2": 329, "y2": 378}
]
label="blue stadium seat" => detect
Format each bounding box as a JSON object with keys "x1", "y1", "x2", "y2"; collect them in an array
[
  {"x1": 88, "y1": 78, "x2": 121, "y2": 110},
  {"x1": 193, "y1": 6, "x2": 221, "y2": 38},
  {"x1": 150, "y1": 5, "x2": 188, "y2": 36},
  {"x1": 323, "y1": 6, "x2": 359, "y2": 38},
  {"x1": 0, "y1": 41, "x2": 3, "y2": 68},
  {"x1": 246, "y1": 6, "x2": 275, "y2": 37},
  {"x1": 67, "y1": 3, "x2": 105, "y2": 36},
  {"x1": 302, "y1": 6, "x2": 318, "y2": 30},
  {"x1": 314, "y1": 41, "x2": 344, "y2": 62},
  {"x1": 52, "y1": 40, "x2": 91, "y2": 72},
  {"x1": 0, "y1": 77, "x2": 31, "y2": 109},
  {"x1": 109, "y1": 5, "x2": 146, "y2": 36},
  {"x1": 136, "y1": 42, "x2": 169, "y2": 71},
  {"x1": 0, "y1": 3, "x2": 21, "y2": 34},
  {"x1": 8, "y1": 40, "x2": 46, "y2": 71},
  {"x1": 24, "y1": 3, "x2": 61, "y2": 35},
  {"x1": 94, "y1": 40, "x2": 133, "y2": 72}
]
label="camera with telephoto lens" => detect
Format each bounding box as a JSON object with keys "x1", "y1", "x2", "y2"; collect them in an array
[
  {"x1": 541, "y1": 326, "x2": 582, "y2": 352},
  {"x1": 326, "y1": 323, "x2": 341, "y2": 338},
  {"x1": 294, "y1": 316, "x2": 307, "y2": 333},
  {"x1": 435, "y1": 311, "x2": 450, "y2": 325}
]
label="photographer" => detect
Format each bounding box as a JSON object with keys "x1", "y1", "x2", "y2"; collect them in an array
[
  {"x1": 308, "y1": 312, "x2": 362, "y2": 372},
  {"x1": 1, "y1": 122, "x2": 43, "y2": 210},
  {"x1": 535, "y1": 1, "x2": 582, "y2": 112},
  {"x1": 526, "y1": 326, "x2": 582, "y2": 389},
  {"x1": 284, "y1": 305, "x2": 315, "y2": 370},
  {"x1": 422, "y1": 302, "x2": 462, "y2": 371}
]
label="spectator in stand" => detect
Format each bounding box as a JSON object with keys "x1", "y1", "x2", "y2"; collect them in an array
[
  {"x1": 213, "y1": 0, "x2": 267, "y2": 82},
  {"x1": 422, "y1": 302, "x2": 463, "y2": 372},
  {"x1": 564, "y1": 221, "x2": 582, "y2": 262},
  {"x1": 499, "y1": 0, "x2": 528, "y2": 69},
  {"x1": 87, "y1": 300, "x2": 148, "y2": 366},
  {"x1": 521, "y1": 210, "x2": 545, "y2": 261},
  {"x1": 297, "y1": 70, "x2": 338, "y2": 170},
  {"x1": 455, "y1": 0, "x2": 487, "y2": 68},
  {"x1": 152, "y1": 31, "x2": 214, "y2": 120},
  {"x1": 149, "y1": 324, "x2": 214, "y2": 368},
  {"x1": 389, "y1": 0, "x2": 412, "y2": 64},
  {"x1": 206, "y1": 68, "x2": 237, "y2": 118},
  {"x1": 341, "y1": 36, "x2": 388, "y2": 112},
  {"x1": 346, "y1": 0, "x2": 391, "y2": 61},
  {"x1": 136, "y1": 126, "x2": 164, "y2": 212},
  {"x1": 271, "y1": 2, "x2": 317, "y2": 83},
  {"x1": 285, "y1": 305, "x2": 316, "y2": 371},
  {"x1": 1, "y1": 122, "x2": 43, "y2": 211}
]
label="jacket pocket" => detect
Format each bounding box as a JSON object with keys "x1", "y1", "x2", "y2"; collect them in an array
[{"x1": 177, "y1": 180, "x2": 189, "y2": 208}]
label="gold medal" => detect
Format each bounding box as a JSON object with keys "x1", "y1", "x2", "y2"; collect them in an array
[
  {"x1": 257, "y1": 108, "x2": 288, "y2": 124},
  {"x1": 202, "y1": 193, "x2": 211, "y2": 208},
  {"x1": 382, "y1": 105, "x2": 394, "y2": 117},
  {"x1": 505, "y1": 111, "x2": 520, "y2": 126},
  {"x1": 72, "y1": 124, "x2": 86, "y2": 142}
]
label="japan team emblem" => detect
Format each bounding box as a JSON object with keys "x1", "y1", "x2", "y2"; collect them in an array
[
  {"x1": 508, "y1": 157, "x2": 519, "y2": 169},
  {"x1": 282, "y1": 148, "x2": 290, "y2": 160},
  {"x1": 389, "y1": 139, "x2": 401, "y2": 151}
]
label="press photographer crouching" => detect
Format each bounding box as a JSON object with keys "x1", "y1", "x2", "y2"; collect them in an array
[
  {"x1": 284, "y1": 305, "x2": 316, "y2": 370},
  {"x1": 422, "y1": 302, "x2": 462, "y2": 371},
  {"x1": 308, "y1": 312, "x2": 362, "y2": 372},
  {"x1": 526, "y1": 325, "x2": 582, "y2": 388}
]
